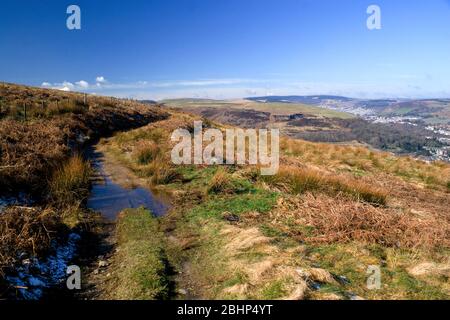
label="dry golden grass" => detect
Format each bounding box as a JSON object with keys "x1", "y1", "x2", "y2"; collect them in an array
[
  {"x1": 132, "y1": 141, "x2": 161, "y2": 165},
  {"x1": 0, "y1": 84, "x2": 169, "y2": 295},
  {"x1": 206, "y1": 168, "x2": 252, "y2": 194},
  {"x1": 272, "y1": 194, "x2": 449, "y2": 249},
  {"x1": 264, "y1": 165, "x2": 387, "y2": 205},
  {"x1": 207, "y1": 168, "x2": 233, "y2": 194},
  {"x1": 0, "y1": 82, "x2": 165, "y2": 121},
  {"x1": 49, "y1": 155, "x2": 92, "y2": 207},
  {"x1": 281, "y1": 138, "x2": 450, "y2": 190}
]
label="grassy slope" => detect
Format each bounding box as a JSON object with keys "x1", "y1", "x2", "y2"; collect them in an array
[
  {"x1": 161, "y1": 98, "x2": 355, "y2": 119},
  {"x1": 0, "y1": 84, "x2": 168, "y2": 291},
  {"x1": 101, "y1": 110, "x2": 449, "y2": 300}
]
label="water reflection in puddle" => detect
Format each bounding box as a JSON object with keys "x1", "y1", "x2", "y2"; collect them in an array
[{"x1": 86, "y1": 148, "x2": 169, "y2": 220}]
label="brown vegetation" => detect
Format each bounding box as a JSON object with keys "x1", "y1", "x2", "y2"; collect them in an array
[
  {"x1": 272, "y1": 194, "x2": 449, "y2": 249},
  {"x1": 0, "y1": 120, "x2": 69, "y2": 193},
  {"x1": 263, "y1": 165, "x2": 388, "y2": 205},
  {"x1": 95, "y1": 112, "x2": 450, "y2": 300},
  {"x1": 49, "y1": 155, "x2": 92, "y2": 207},
  {"x1": 0, "y1": 83, "x2": 168, "y2": 195},
  {"x1": 0, "y1": 84, "x2": 169, "y2": 294},
  {"x1": 0, "y1": 206, "x2": 63, "y2": 273}
]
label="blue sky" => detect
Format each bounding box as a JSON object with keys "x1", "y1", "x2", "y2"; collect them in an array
[{"x1": 1, "y1": 0, "x2": 450, "y2": 99}]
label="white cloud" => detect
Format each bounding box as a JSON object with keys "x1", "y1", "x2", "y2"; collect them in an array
[
  {"x1": 39, "y1": 77, "x2": 450, "y2": 100},
  {"x1": 62, "y1": 81, "x2": 75, "y2": 89},
  {"x1": 76, "y1": 80, "x2": 89, "y2": 88},
  {"x1": 96, "y1": 76, "x2": 107, "y2": 83},
  {"x1": 151, "y1": 79, "x2": 262, "y2": 88}
]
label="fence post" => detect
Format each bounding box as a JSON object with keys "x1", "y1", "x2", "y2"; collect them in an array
[
  {"x1": 84, "y1": 93, "x2": 87, "y2": 105},
  {"x1": 23, "y1": 103, "x2": 27, "y2": 121}
]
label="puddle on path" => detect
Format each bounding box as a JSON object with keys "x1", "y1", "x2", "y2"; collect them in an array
[{"x1": 86, "y1": 147, "x2": 169, "y2": 220}]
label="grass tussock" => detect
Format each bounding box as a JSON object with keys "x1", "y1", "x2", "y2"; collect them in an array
[
  {"x1": 49, "y1": 155, "x2": 92, "y2": 206},
  {"x1": 207, "y1": 168, "x2": 253, "y2": 194},
  {"x1": 132, "y1": 141, "x2": 161, "y2": 165},
  {"x1": 264, "y1": 166, "x2": 387, "y2": 205},
  {"x1": 107, "y1": 208, "x2": 169, "y2": 300},
  {"x1": 150, "y1": 164, "x2": 182, "y2": 185}
]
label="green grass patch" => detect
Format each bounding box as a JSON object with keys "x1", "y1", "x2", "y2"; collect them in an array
[
  {"x1": 111, "y1": 208, "x2": 170, "y2": 300},
  {"x1": 188, "y1": 190, "x2": 278, "y2": 220},
  {"x1": 260, "y1": 280, "x2": 289, "y2": 299}
]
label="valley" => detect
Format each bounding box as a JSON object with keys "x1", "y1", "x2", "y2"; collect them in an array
[{"x1": 163, "y1": 96, "x2": 450, "y2": 162}]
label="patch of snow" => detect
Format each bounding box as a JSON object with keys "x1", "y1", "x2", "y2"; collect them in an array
[{"x1": 6, "y1": 233, "x2": 81, "y2": 300}]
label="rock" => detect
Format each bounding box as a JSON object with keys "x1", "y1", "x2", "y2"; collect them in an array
[
  {"x1": 335, "y1": 275, "x2": 351, "y2": 285},
  {"x1": 222, "y1": 212, "x2": 240, "y2": 223},
  {"x1": 310, "y1": 268, "x2": 337, "y2": 284},
  {"x1": 98, "y1": 260, "x2": 108, "y2": 268},
  {"x1": 177, "y1": 289, "x2": 188, "y2": 295},
  {"x1": 93, "y1": 269, "x2": 99, "y2": 275}
]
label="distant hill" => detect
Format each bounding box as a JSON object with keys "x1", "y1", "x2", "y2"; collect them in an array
[
  {"x1": 161, "y1": 98, "x2": 355, "y2": 119},
  {"x1": 140, "y1": 99, "x2": 157, "y2": 105},
  {"x1": 246, "y1": 95, "x2": 450, "y2": 124},
  {"x1": 246, "y1": 95, "x2": 354, "y2": 105}
]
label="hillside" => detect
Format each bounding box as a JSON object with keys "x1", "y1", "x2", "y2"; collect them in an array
[
  {"x1": 95, "y1": 109, "x2": 450, "y2": 300},
  {"x1": 1, "y1": 84, "x2": 449, "y2": 300},
  {"x1": 246, "y1": 95, "x2": 450, "y2": 124},
  {"x1": 161, "y1": 98, "x2": 355, "y2": 119},
  {"x1": 0, "y1": 83, "x2": 168, "y2": 298}
]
